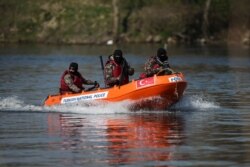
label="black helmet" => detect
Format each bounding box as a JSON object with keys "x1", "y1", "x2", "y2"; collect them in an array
[
  {"x1": 113, "y1": 49, "x2": 123, "y2": 64},
  {"x1": 69, "y1": 62, "x2": 78, "y2": 71},
  {"x1": 157, "y1": 48, "x2": 168, "y2": 62}
]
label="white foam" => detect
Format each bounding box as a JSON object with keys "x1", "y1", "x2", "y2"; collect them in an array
[
  {"x1": 0, "y1": 96, "x2": 132, "y2": 114},
  {"x1": 0, "y1": 95, "x2": 220, "y2": 114},
  {"x1": 0, "y1": 96, "x2": 44, "y2": 112},
  {"x1": 45, "y1": 100, "x2": 131, "y2": 114},
  {"x1": 172, "y1": 95, "x2": 220, "y2": 111}
]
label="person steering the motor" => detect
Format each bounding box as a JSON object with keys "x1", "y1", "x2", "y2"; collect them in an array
[{"x1": 140, "y1": 48, "x2": 174, "y2": 79}]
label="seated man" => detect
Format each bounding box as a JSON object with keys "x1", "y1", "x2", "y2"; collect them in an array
[
  {"x1": 60, "y1": 62, "x2": 99, "y2": 94},
  {"x1": 104, "y1": 49, "x2": 134, "y2": 87},
  {"x1": 140, "y1": 48, "x2": 174, "y2": 79}
]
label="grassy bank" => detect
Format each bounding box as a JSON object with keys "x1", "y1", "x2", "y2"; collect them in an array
[{"x1": 0, "y1": 0, "x2": 249, "y2": 45}]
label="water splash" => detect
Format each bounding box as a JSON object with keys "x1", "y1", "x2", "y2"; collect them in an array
[
  {"x1": 0, "y1": 95, "x2": 220, "y2": 114},
  {"x1": 46, "y1": 100, "x2": 131, "y2": 114},
  {"x1": 172, "y1": 94, "x2": 220, "y2": 111},
  {"x1": 0, "y1": 96, "x2": 131, "y2": 114},
  {"x1": 0, "y1": 96, "x2": 43, "y2": 112}
]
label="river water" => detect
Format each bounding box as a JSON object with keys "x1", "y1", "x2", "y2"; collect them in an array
[{"x1": 0, "y1": 43, "x2": 250, "y2": 166}]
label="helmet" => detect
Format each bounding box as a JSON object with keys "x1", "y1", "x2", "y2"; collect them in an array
[
  {"x1": 113, "y1": 49, "x2": 123, "y2": 64},
  {"x1": 69, "y1": 62, "x2": 78, "y2": 72},
  {"x1": 157, "y1": 48, "x2": 168, "y2": 62}
]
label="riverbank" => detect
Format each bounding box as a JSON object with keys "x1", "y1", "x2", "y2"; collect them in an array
[{"x1": 0, "y1": 0, "x2": 249, "y2": 46}]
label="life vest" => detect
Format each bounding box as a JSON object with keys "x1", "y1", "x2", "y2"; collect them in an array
[
  {"x1": 139, "y1": 60, "x2": 160, "y2": 79},
  {"x1": 153, "y1": 64, "x2": 160, "y2": 69},
  {"x1": 107, "y1": 60, "x2": 129, "y2": 85},
  {"x1": 60, "y1": 70, "x2": 83, "y2": 93}
]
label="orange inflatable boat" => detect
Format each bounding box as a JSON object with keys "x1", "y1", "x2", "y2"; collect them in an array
[{"x1": 44, "y1": 73, "x2": 187, "y2": 110}]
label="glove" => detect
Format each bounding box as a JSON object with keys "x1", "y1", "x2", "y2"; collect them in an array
[
  {"x1": 94, "y1": 81, "x2": 100, "y2": 88},
  {"x1": 128, "y1": 68, "x2": 135, "y2": 75}
]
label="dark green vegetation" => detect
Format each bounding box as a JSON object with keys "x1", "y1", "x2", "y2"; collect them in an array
[{"x1": 0, "y1": 0, "x2": 249, "y2": 45}]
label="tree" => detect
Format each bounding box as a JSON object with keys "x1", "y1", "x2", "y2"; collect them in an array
[
  {"x1": 202, "y1": 0, "x2": 211, "y2": 40},
  {"x1": 112, "y1": 0, "x2": 119, "y2": 43}
]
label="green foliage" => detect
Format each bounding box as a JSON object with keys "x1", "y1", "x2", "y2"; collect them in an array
[
  {"x1": 0, "y1": 0, "x2": 249, "y2": 43},
  {"x1": 120, "y1": 0, "x2": 153, "y2": 10},
  {"x1": 209, "y1": 0, "x2": 230, "y2": 34}
]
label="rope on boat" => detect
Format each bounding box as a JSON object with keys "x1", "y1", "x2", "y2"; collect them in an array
[{"x1": 174, "y1": 73, "x2": 179, "y2": 99}]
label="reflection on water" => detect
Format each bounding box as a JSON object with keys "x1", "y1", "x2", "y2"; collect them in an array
[
  {"x1": 47, "y1": 113, "x2": 184, "y2": 165},
  {"x1": 106, "y1": 114, "x2": 184, "y2": 164},
  {"x1": 1, "y1": 44, "x2": 250, "y2": 166}
]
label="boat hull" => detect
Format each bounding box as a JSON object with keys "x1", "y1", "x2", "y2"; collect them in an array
[{"x1": 44, "y1": 73, "x2": 187, "y2": 110}]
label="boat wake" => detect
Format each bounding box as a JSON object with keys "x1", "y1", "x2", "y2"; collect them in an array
[
  {"x1": 0, "y1": 95, "x2": 220, "y2": 114},
  {"x1": 0, "y1": 96, "x2": 131, "y2": 114},
  {"x1": 0, "y1": 96, "x2": 44, "y2": 112},
  {"x1": 172, "y1": 94, "x2": 220, "y2": 111}
]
